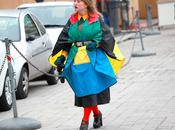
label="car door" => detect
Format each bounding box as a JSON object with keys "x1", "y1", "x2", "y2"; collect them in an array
[
  {"x1": 30, "y1": 14, "x2": 53, "y2": 71},
  {"x1": 24, "y1": 14, "x2": 51, "y2": 79}
]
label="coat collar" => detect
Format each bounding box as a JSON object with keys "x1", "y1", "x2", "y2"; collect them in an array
[
  {"x1": 70, "y1": 12, "x2": 99, "y2": 24},
  {"x1": 78, "y1": 13, "x2": 88, "y2": 21}
]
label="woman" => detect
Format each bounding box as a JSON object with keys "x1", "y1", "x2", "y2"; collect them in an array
[{"x1": 50, "y1": 0, "x2": 117, "y2": 129}]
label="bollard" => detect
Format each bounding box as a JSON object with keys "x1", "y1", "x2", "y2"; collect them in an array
[
  {"x1": 131, "y1": 11, "x2": 156, "y2": 57},
  {"x1": 0, "y1": 38, "x2": 41, "y2": 130}
]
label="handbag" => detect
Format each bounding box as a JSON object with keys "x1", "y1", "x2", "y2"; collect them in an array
[{"x1": 49, "y1": 50, "x2": 62, "y2": 67}]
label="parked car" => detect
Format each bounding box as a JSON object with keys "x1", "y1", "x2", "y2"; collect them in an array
[
  {"x1": 18, "y1": 1, "x2": 74, "y2": 47},
  {"x1": 0, "y1": 9, "x2": 57, "y2": 111},
  {"x1": 0, "y1": 41, "x2": 11, "y2": 111}
]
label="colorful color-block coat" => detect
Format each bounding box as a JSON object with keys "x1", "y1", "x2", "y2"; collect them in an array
[{"x1": 52, "y1": 13, "x2": 117, "y2": 99}]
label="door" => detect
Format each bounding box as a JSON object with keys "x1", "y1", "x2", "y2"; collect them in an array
[
  {"x1": 30, "y1": 14, "x2": 53, "y2": 72},
  {"x1": 158, "y1": 2, "x2": 175, "y2": 26},
  {"x1": 24, "y1": 14, "x2": 51, "y2": 79}
]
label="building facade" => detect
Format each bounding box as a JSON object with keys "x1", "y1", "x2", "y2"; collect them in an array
[
  {"x1": 0, "y1": 0, "x2": 158, "y2": 33},
  {"x1": 0, "y1": 0, "x2": 157, "y2": 19}
]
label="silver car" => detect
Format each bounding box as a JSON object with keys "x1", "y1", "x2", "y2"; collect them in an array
[{"x1": 0, "y1": 9, "x2": 57, "y2": 111}]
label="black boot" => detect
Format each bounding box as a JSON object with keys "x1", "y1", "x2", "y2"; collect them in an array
[
  {"x1": 93, "y1": 111, "x2": 103, "y2": 129},
  {"x1": 80, "y1": 120, "x2": 88, "y2": 130}
]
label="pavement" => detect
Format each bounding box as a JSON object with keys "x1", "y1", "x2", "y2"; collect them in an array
[{"x1": 0, "y1": 28, "x2": 175, "y2": 130}]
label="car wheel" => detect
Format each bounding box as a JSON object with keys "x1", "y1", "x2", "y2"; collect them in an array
[
  {"x1": 0, "y1": 72, "x2": 12, "y2": 111},
  {"x1": 16, "y1": 67, "x2": 29, "y2": 99},
  {"x1": 45, "y1": 67, "x2": 58, "y2": 85}
]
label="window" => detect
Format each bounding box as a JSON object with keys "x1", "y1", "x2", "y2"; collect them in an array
[
  {"x1": 24, "y1": 14, "x2": 40, "y2": 40},
  {"x1": 26, "y1": 6, "x2": 74, "y2": 26},
  {"x1": 31, "y1": 14, "x2": 46, "y2": 35},
  {"x1": 0, "y1": 17, "x2": 20, "y2": 41}
]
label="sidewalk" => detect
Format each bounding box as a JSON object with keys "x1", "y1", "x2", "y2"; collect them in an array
[{"x1": 0, "y1": 28, "x2": 175, "y2": 130}]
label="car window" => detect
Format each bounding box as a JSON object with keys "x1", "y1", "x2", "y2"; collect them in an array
[
  {"x1": 24, "y1": 14, "x2": 40, "y2": 40},
  {"x1": 31, "y1": 14, "x2": 46, "y2": 35},
  {"x1": 0, "y1": 17, "x2": 20, "y2": 42},
  {"x1": 25, "y1": 6, "x2": 74, "y2": 26}
]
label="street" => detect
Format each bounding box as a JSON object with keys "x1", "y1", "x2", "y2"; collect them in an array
[{"x1": 1, "y1": 28, "x2": 175, "y2": 130}]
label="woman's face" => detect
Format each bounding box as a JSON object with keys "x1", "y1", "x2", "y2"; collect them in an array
[{"x1": 74, "y1": 0, "x2": 87, "y2": 13}]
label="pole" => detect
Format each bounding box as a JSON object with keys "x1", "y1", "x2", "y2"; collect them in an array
[
  {"x1": 146, "y1": 4, "x2": 152, "y2": 29},
  {"x1": 142, "y1": 4, "x2": 160, "y2": 35},
  {"x1": 0, "y1": 38, "x2": 41, "y2": 130},
  {"x1": 4, "y1": 38, "x2": 18, "y2": 118},
  {"x1": 131, "y1": 11, "x2": 156, "y2": 57},
  {"x1": 135, "y1": 11, "x2": 145, "y2": 51}
]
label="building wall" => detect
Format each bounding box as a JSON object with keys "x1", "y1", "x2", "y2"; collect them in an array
[
  {"x1": 130, "y1": 0, "x2": 157, "y2": 19},
  {"x1": 139, "y1": 0, "x2": 157, "y2": 18},
  {"x1": 0, "y1": 0, "x2": 72, "y2": 9}
]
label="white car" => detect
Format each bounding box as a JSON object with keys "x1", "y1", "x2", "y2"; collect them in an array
[
  {"x1": 0, "y1": 9, "x2": 57, "y2": 111},
  {"x1": 18, "y1": 1, "x2": 74, "y2": 47},
  {"x1": 0, "y1": 41, "x2": 11, "y2": 111}
]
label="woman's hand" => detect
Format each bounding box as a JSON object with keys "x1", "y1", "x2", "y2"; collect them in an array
[{"x1": 54, "y1": 55, "x2": 66, "y2": 72}]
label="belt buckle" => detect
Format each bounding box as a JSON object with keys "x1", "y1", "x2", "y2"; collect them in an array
[
  {"x1": 75, "y1": 41, "x2": 91, "y2": 47},
  {"x1": 76, "y1": 42, "x2": 83, "y2": 47}
]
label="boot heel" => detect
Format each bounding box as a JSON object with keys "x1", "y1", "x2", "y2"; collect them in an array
[
  {"x1": 93, "y1": 111, "x2": 103, "y2": 129},
  {"x1": 100, "y1": 118, "x2": 103, "y2": 126},
  {"x1": 80, "y1": 120, "x2": 88, "y2": 130}
]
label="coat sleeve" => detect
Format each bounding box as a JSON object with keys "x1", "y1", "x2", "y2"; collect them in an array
[
  {"x1": 99, "y1": 18, "x2": 116, "y2": 59},
  {"x1": 52, "y1": 20, "x2": 72, "y2": 56}
]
